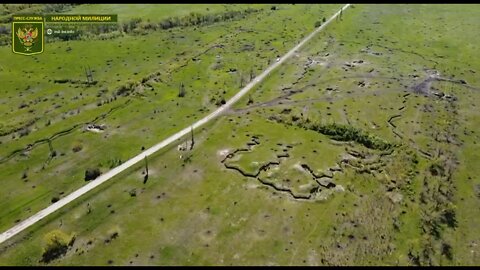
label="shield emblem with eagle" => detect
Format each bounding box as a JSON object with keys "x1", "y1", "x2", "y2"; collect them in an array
[{"x1": 12, "y1": 22, "x2": 44, "y2": 55}]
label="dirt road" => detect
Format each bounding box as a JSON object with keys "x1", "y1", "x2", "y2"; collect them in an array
[{"x1": 0, "y1": 4, "x2": 350, "y2": 245}]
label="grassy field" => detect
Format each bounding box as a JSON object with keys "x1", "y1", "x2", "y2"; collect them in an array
[
  {"x1": 0, "y1": 3, "x2": 479, "y2": 266},
  {"x1": 0, "y1": 3, "x2": 342, "y2": 233}
]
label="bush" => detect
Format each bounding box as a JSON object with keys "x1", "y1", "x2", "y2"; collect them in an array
[
  {"x1": 311, "y1": 123, "x2": 392, "y2": 150},
  {"x1": 155, "y1": 8, "x2": 259, "y2": 31},
  {"x1": 441, "y1": 207, "x2": 457, "y2": 228},
  {"x1": 279, "y1": 117, "x2": 393, "y2": 151},
  {"x1": 122, "y1": 17, "x2": 142, "y2": 33},
  {"x1": 314, "y1": 21, "x2": 322, "y2": 28},
  {"x1": 441, "y1": 242, "x2": 453, "y2": 260},
  {"x1": 18, "y1": 102, "x2": 28, "y2": 109},
  {"x1": 43, "y1": 4, "x2": 73, "y2": 13},
  {"x1": 215, "y1": 97, "x2": 226, "y2": 106},
  {"x1": 247, "y1": 95, "x2": 254, "y2": 105},
  {"x1": 0, "y1": 25, "x2": 8, "y2": 34},
  {"x1": 107, "y1": 158, "x2": 122, "y2": 169},
  {"x1": 115, "y1": 81, "x2": 136, "y2": 96},
  {"x1": 429, "y1": 162, "x2": 445, "y2": 176},
  {"x1": 72, "y1": 144, "x2": 83, "y2": 153},
  {"x1": 40, "y1": 230, "x2": 75, "y2": 263},
  {"x1": 18, "y1": 127, "x2": 30, "y2": 137},
  {"x1": 85, "y1": 168, "x2": 101, "y2": 181}
]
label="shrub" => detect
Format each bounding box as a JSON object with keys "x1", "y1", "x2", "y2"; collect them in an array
[
  {"x1": 18, "y1": 127, "x2": 30, "y2": 137},
  {"x1": 247, "y1": 95, "x2": 254, "y2": 105},
  {"x1": 85, "y1": 168, "x2": 101, "y2": 181},
  {"x1": 215, "y1": 97, "x2": 226, "y2": 106},
  {"x1": 40, "y1": 230, "x2": 75, "y2": 263},
  {"x1": 429, "y1": 162, "x2": 445, "y2": 176},
  {"x1": 441, "y1": 242, "x2": 453, "y2": 260},
  {"x1": 115, "y1": 81, "x2": 136, "y2": 96},
  {"x1": 441, "y1": 207, "x2": 457, "y2": 228},
  {"x1": 311, "y1": 122, "x2": 392, "y2": 150},
  {"x1": 0, "y1": 25, "x2": 8, "y2": 34},
  {"x1": 107, "y1": 158, "x2": 122, "y2": 169},
  {"x1": 278, "y1": 117, "x2": 393, "y2": 151},
  {"x1": 72, "y1": 144, "x2": 83, "y2": 153}
]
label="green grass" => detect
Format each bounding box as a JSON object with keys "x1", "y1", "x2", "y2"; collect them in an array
[
  {"x1": 1, "y1": 3, "x2": 480, "y2": 266},
  {"x1": 0, "y1": 3, "x2": 342, "y2": 233},
  {"x1": 66, "y1": 4, "x2": 266, "y2": 23}
]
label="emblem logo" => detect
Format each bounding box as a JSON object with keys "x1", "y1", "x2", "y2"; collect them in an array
[{"x1": 12, "y1": 22, "x2": 44, "y2": 55}]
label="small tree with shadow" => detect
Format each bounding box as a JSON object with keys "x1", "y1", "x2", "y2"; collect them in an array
[
  {"x1": 85, "y1": 167, "x2": 101, "y2": 181},
  {"x1": 178, "y1": 82, "x2": 186, "y2": 97},
  {"x1": 40, "y1": 230, "x2": 75, "y2": 263}
]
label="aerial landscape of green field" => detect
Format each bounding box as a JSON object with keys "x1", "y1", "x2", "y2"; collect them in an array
[{"x1": 0, "y1": 3, "x2": 479, "y2": 266}]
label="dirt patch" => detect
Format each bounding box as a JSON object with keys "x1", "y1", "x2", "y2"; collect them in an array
[
  {"x1": 178, "y1": 165, "x2": 204, "y2": 183},
  {"x1": 217, "y1": 148, "x2": 231, "y2": 159}
]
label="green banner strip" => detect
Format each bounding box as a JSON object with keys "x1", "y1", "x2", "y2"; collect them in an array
[
  {"x1": 45, "y1": 14, "x2": 118, "y2": 23},
  {"x1": 12, "y1": 15, "x2": 44, "y2": 22}
]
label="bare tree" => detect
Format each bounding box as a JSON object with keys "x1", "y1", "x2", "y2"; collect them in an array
[
  {"x1": 190, "y1": 126, "x2": 195, "y2": 150},
  {"x1": 239, "y1": 72, "x2": 245, "y2": 88},
  {"x1": 143, "y1": 156, "x2": 149, "y2": 184},
  {"x1": 84, "y1": 65, "x2": 94, "y2": 84},
  {"x1": 178, "y1": 82, "x2": 186, "y2": 97},
  {"x1": 247, "y1": 94, "x2": 254, "y2": 105}
]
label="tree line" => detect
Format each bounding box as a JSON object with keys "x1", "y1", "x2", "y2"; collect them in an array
[{"x1": 0, "y1": 7, "x2": 263, "y2": 45}]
